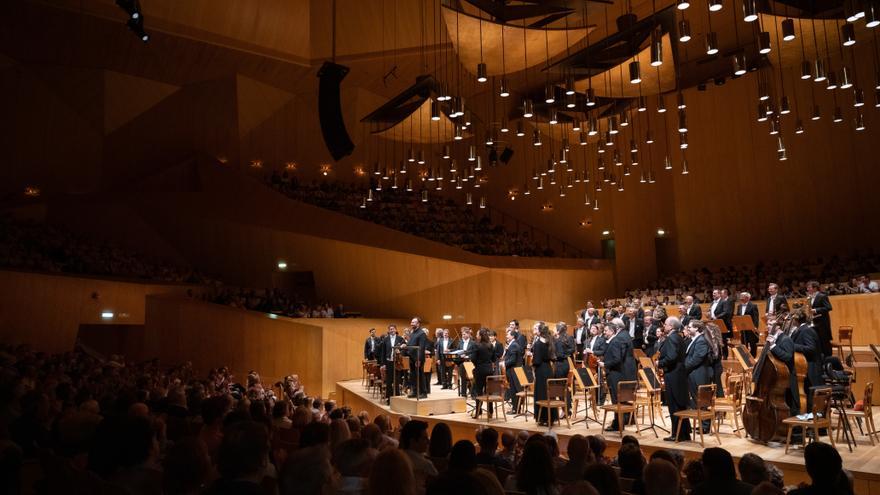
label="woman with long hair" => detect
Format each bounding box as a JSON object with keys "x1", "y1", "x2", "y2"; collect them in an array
[
  {"x1": 472, "y1": 327, "x2": 496, "y2": 418},
  {"x1": 531, "y1": 322, "x2": 557, "y2": 426},
  {"x1": 368, "y1": 448, "x2": 416, "y2": 495},
  {"x1": 515, "y1": 439, "x2": 558, "y2": 495},
  {"x1": 704, "y1": 322, "x2": 725, "y2": 397}
]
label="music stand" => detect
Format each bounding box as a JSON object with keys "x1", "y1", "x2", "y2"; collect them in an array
[
  {"x1": 732, "y1": 315, "x2": 758, "y2": 351},
  {"x1": 571, "y1": 366, "x2": 601, "y2": 426},
  {"x1": 638, "y1": 368, "x2": 667, "y2": 436}
]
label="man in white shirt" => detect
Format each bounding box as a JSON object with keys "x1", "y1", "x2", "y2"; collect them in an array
[
  {"x1": 709, "y1": 289, "x2": 721, "y2": 320},
  {"x1": 573, "y1": 317, "x2": 588, "y2": 361}
]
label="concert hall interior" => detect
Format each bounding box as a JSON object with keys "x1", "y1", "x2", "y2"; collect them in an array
[{"x1": 2, "y1": 0, "x2": 880, "y2": 494}]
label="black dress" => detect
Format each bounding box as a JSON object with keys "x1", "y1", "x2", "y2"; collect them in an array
[
  {"x1": 471, "y1": 342, "x2": 495, "y2": 415},
  {"x1": 531, "y1": 339, "x2": 556, "y2": 423}
]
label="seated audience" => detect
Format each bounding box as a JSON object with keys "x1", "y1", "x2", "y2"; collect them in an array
[
  {"x1": 788, "y1": 442, "x2": 854, "y2": 495},
  {"x1": 690, "y1": 448, "x2": 753, "y2": 495}
]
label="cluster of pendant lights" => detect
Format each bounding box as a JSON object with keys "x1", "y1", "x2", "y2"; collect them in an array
[{"x1": 675, "y1": 0, "x2": 878, "y2": 162}]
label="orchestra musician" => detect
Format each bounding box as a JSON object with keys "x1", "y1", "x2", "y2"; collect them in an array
[
  {"x1": 503, "y1": 328, "x2": 524, "y2": 414},
  {"x1": 681, "y1": 295, "x2": 702, "y2": 327},
  {"x1": 378, "y1": 324, "x2": 405, "y2": 404},
  {"x1": 585, "y1": 307, "x2": 602, "y2": 329},
  {"x1": 658, "y1": 317, "x2": 690, "y2": 441},
  {"x1": 454, "y1": 327, "x2": 474, "y2": 397},
  {"x1": 584, "y1": 322, "x2": 607, "y2": 404},
  {"x1": 471, "y1": 328, "x2": 496, "y2": 418},
  {"x1": 508, "y1": 319, "x2": 527, "y2": 350},
  {"x1": 364, "y1": 328, "x2": 379, "y2": 361},
  {"x1": 736, "y1": 292, "x2": 761, "y2": 356},
  {"x1": 806, "y1": 281, "x2": 834, "y2": 357},
  {"x1": 705, "y1": 322, "x2": 726, "y2": 398},
  {"x1": 622, "y1": 307, "x2": 644, "y2": 350},
  {"x1": 555, "y1": 322, "x2": 575, "y2": 413},
  {"x1": 435, "y1": 329, "x2": 453, "y2": 389},
  {"x1": 710, "y1": 289, "x2": 734, "y2": 358},
  {"x1": 766, "y1": 283, "x2": 789, "y2": 317},
  {"x1": 406, "y1": 317, "x2": 429, "y2": 399},
  {"x1": 642, "y1": 314, "x2": 659, "y2": 357},
  {"x1": 488, "y1": 329, "x2": 504, "y2": 372},
  {"x1": 601, "y1": 318, "x2": 637, "y2": 431},
  {"x1": 531, "y1": 322, "x2": 557, "y2": 426},
  {"x1": 684, "y1": 321, "x2": 714, "y2": 433},
  {"x1": 764, "y1": 320, "x2": 799, "y2": 416},
  {"x1": 432, "y1": 328, "x2": 444, "y2": 386},
  {"x1": 789, "y1": 308, "x2": 825, "y2": 412},
  {"x1": 573, "y1": 318, "x2": 588, "y2": 362}
]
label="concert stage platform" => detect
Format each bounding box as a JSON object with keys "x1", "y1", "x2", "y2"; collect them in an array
[
  {"x1": 335, "y1": 379, "x2": 880, "y2": 492},
  {"x1": 390, "y1": 388, "x2": 467, "y2": 415}
]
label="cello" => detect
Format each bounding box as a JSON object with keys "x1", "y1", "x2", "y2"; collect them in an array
[{"x1": 743, "y1": 324, "x2": 790, "y2": 442}]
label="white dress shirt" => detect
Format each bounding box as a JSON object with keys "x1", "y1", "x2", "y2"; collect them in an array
[{"x1": 710, "y1": 299, "x2": 720, "y2": 319}]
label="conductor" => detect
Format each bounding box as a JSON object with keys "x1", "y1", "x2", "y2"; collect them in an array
[{"x1": 407, "y1": 316, "x2": 429, "y2": 399}]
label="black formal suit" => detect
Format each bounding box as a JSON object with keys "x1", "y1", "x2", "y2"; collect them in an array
[
  {"x1": 604, "y1": 332, "x2": 637, "y2": 401},
  {"x1": 531, "y1": 339, "x2": 555, "y2": 423},
  {"x1": 681, "y1": 303, "x2": 702, "y2": 327},
  {"x1": 621, "y1": 316, "x2": 645, "y2": 350},
  {"x1": 435, "y1": 336, "x2": 453, "y2": 388},
  {"x1": 573, "y1": 325, "x2": 589, "y2": 361},
  {"x1": 364, "y1": 335, "x2": 379, "y2": 360},
  {"x1": 585, "y1": 335, "x2": 607, "y2": 356},
  {"x1": 709, "y1": 298, "x2": 733, "y2": 357},
  {"x1": 491, "y1": 341, "x2": 504, "y2": 371},
  {"x1": 658, "y1": 331, "x2": 690, "y2": 439},
  {"x1": 685, "y1": 334, "x2": 714, "y2": 431},
  {"x1": 471, "y1": 342, "x2": 496, "y2": 415},
  {"x1": 769, "y1": 332, "x2": 799, "y2": 415},
  {"x1": 513, "y1": 331, "x2": 527, "y2": 351},
  {"x1": 554, "y1": 334, "x2": 575, "y2": 378},
  {"x1": 503, "y1": 340, "x2": 524, "y2": 408},
  {"x1": 790, "y1": 323, "x2": 825, "y2": 411},
  {"x1": 736, "y1": 301, "x2": 761, "y2": 356},
  {"x1": 455, "y1": 338, "x2": 475, "y2": 397},
  {"x1": 766, "y1": 294, "x2": 788, "y2": 315},
  {"x1": 407, "y1": 328, "x2": 429, "y2": 397},
  {"x1": 809, "y1": 291, "x2": 833, "y2": 357},
  {"x1": 643, "y1": 322, "x2": 660, "y2": 357},
  {"x1": 378, "y1": 334, "x2": 404, "y2": 398}
]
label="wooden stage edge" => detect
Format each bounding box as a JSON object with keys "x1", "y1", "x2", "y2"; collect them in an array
[{"x1": 336, "y1": 380, "x2": 880, "y2": 492}]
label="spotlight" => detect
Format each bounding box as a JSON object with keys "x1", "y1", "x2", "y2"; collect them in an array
[
  {"x1": 709, "y1": 0, "x2": 723, "y2": 12},
  {"x1": 430, "y1": 100, "x2": 441, "y2": 121},
  {"x1": 801, "y1": 60, "x2": 812, "y2": 80},
  {"x1": 523, "y1": 99, "x2": 534, "y2": 118},
  {"x1": 706, "y1": 32, "x2": 719, "y2": 55},
  {"x1": 651, "y1": 30, "x2": 663, "y2": 66},
  {"x1": 545, "y1": 83, "x2": 556, "y2": 104},
  {"x1": 733, "y1": 53, "x2": 747, "y2": 76},
  {"x1": 758, "y1": 31, "x2": 771, "y2": 54},
  {"x1": 867, "y1": 2, "x2": 880, "y2": 28},
  {"x1": 126, "y1": 16, "x2": 149, "y2": 42},
  {"x1": 585, "y1": 88, "x2": 596, "y2": 107},
  {"x1": 677, "y1": 0, "x2": 690, "y2": 10},
  {"x1": 499, "y1": 78, "x2": 510, "y2": 98},
  {"x1": 679, "y1": 19, "x2": 692, "y2": 42},
  {"x1": 782, "y1": 18, "x2": 796, "y2": 41},
  {"x1": 629, "y1": 60, "x2": 641, "y2": 84},
  {"x1": 841, "y1": 66, "x2": 853, "y2": 88},
  {"x1": 842, "y1": 23, "x2": 856, "y2": 46},
  {"x1": 743, "y1": 0, "x2": 758, "y2": 22},
  {"x1": 476, "y1": 62, "x2": 488, "y2": 83},
  {"x1": 566, "y1": 75, "x2": 576, "y2": 96}
]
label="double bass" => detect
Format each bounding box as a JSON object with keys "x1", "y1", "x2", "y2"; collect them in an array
[{"x1": 743, "y1": 315, "x2": 808, "y2": 442}]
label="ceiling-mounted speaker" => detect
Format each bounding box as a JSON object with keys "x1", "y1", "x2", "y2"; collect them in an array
[
  {"x1": 499, "y1": 147, "x2": 514, "y2": 164},
  {"x1": 317, "y1": 61, "x2": 355, "y2": 161}
]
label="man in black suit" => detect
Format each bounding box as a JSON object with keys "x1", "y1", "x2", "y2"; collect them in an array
[
  {"x1": 766, "y1": 283, "x2": 789, "y2": 317},
  {"x1": 658, "y1": 316, "x2": 690, "y2": 441},
  {"x1": 573, "y1": 318, "x2": 589, "y2": 362},
  {"x1": 806, "y1": 281, "x2": 834, "y2": 357},
  {"x1": 378, "y1": 324, "x2": 404, "y2": 403},
  {"x1": 789, "y1": 309, "x2": 825, "y2": 412},
  {"x1": 503, "y1": 328, "x2": 524, "y2": 413},
  {"x1": 601, "y1": 319, "x2": 637, "y2": 431},
  {"x1": 364, "y1": 328, "x2": 379, "y2": 361},
  {"x1": 736, "y1": 292, "x2": 761, "y2": 357},
  {"x1": 435, "y1": 329, "x2": 454, "y2": 389},
  {"x1": 709, "y1": 289, "x2": 733, "y2": 358},
  {"x1": 508, "y1": 320, "x2": 527, "y2": 350},
  {"x1": 406, "y1": 317, "x2": 429, "y2": 398},
  {"x1": 621, "y1": 307, "x2": 644, "y2": 350},
  {"x1": 454, "y1": 327, "x2": 475, "y2": 397},
  {"x1": 681, "y1": 295, "x2": 702, "y2": 327},
  {"x1": 684, "y1": 320, "x2": 714, "y2": 432},
  {"x1": 642, "y1": 314, "x2": 660, "y2": 357}
]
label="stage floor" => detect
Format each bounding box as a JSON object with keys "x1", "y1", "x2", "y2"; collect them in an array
[{"x1": 336, "y1": 379, "x2": 880, "y2": 490}]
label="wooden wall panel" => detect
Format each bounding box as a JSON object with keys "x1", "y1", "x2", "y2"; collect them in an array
[{"x1": 0, "y1": 270, "x2": 190, "y2": 353}]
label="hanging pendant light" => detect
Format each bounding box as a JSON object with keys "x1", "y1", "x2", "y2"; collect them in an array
[
  {"x1": 630, "y1": 139, "x2": 638, "y2": 153},
  {"x1": 468, "y1": 145, "x2": 476, "y2": 161},
  {"x1": 631, "y1": 151, "x2": 639, "y2": 167},
  {"x1": 677, "y1": 0, "x2": 690, "y2": 10},
  {"x1": 475, "y1": 156, "x2": 483, "y2": 171},
  {"x1": 533, "y1": 128, "x2": 542, "y2": 146},
  {"x1": 523, "y1": 99, "x2": 534, "y2": 118},
  {"x1": 782, "y1": 18, "x2": 796, "y2": 41},
  {"x1": 629, "y1": 61, "x2": 642, "y2": 83},
  {"x1": 679, "y1": 19, "x2": 692, "y2": 42},
  {"x1": 638, "y1": 96, "x2": 648, "y2": 112},
  {"x1": 651, "y1": 29, "x2": 663, "y2": 66},
  {"x1": 417, "y1": 150, "x2": 425, "y2": 165},
  {"x1": 623, "y1": 164, "x2": 631, "y2": 176},
  {"x1": 678, "y1": 109, "x2": 688, "y2": 132},
  {"x1": 579, "y1": 131, "x2": 588, "y2": 146},
  {"x1": 677, "y1": 92, "x2": 686, "y2": 109},
  {"x1": 840, "y1": 66, "x2": 853, "y2": 88},
  {"x1": 780, "y1": 96, "x2": 791, "y2": 114},
  {"x1": 588, "y1": 115, "x2": 599, "y2": 136},
  {"x1": 456, "y1": 96, "x2": 466, "y2": 117},
  {"x1": 758, "y1": 31, "x2": 771, "y2": 54},
  {"x1": 567, "y1": 174, "x2": 574, "y2": 188},
  {"x1": 679, "y1": 132, "x2": 688, "y2": 149},
  {"x1": 572, "y1": 120, "x2": 582, "y2": 132},
  {"x1": 777, "y1": 148, "x2": 788, "y2": 161},
  {"x1": 449, "y1": 159, "x2": 457, "y2": 173},
  {"x1": 484, "y1": 131, "x2": 494, "y2": 146},
  {"x1": 646, "y1": 130, "x2": 655, "y2": 144},
  {"x1": 516, "y1": 121, "x2": 526, "y2": 137},
  {"x1": 620, "y1": 111, "x2": 630, "y2": 127},
  {"x1": 441, "y1": 145, "x2": 451, "y2": 160},
  {"x1": 854, "y1": 87, "x2": 865, "y2": 107},
  {"x1": 560, "y1": 147, "x2": 569, "y2": 164},
  {"x1": 795, "y1": 119, "x2": 804, "y2": 134},
  {"x1": 454, "y1": 125, "x2": 463, "y2": 141},
  {"x1": 811, "y1": 105, "x2": 821, "y2": 120},
  {"x1": 801, "y1": 60, "x2": 812, "y2": 80},
  {"x1": 867, "y1": 2, "x2": 880, "y2": 28},
  {"x1": 827, "y1": 71, "x2": 839, "y2": 90},
  {"x1": 613, "y1": 149, "x2": 622, "y2": 166},
  {"x1": 639, "y1": 170, "x2": 646, "y2": 183},
  {"x1": 733, "y1": 53, "x2": 747, "y2": 76},
  {"x1": 664, "y1": 155, "x2": 673, "y2": 170},
  {"x1": 500, "y1": 119, "x2": 509, "y2": 133},
  {"x1": 466, "y1": 192, "x2": 472, "y2": 205},
  {"x1": 464, "y1": 110, "x2": 472, "y2": 127},
  {"x1": 875, "y1": 88, "x2": 880, "y2": 107},
  {"x1": 814, "y1": 59, "x2": 827, "y2": 82},
  {"x1": 855, "y1": 111, "x2": 866, "y2": 130},
  {"x1": 407, "y1": 148, "x2": 416, "y2": 163},
  {"x1": 438, "y1": 82, "x2": 450, "y2": 102},
  {"x1": 597, "y1": 157, "x2": 605, "y2": 170},
  {"x1": 842, "y1": 23, "x2": 856, "y2": 46},
  {"x1": 584, "y1": 192, "x2": 591, "y2": 206},
  {"x1": 769, "y1": 117, "x2": 780, "y2": 135},
  {"x1": 706, "y1": 31, "x2": 719, "y2": 55},
  {"x1": 406, "y1": 179, "x2": 413, "y2": 192},
  {"x1": 493, "y1": 78, "x2": 508, "y2": 99},
  {"x1": 833, "y1": 106, "x2": 844, "y2": 122},
  {"x1": 549, "y1": 109, "x2": 559, "y2": 125},
  {"x1": 430, "y1": 100, "x2": 441, "y2": 121},
  {"x1": 565, "y1": 75, "x2": 576, "y2": 96},
  {"x1": 479, "y1": 197, "x2": 486, "y2": 209},
  {"x1": 743, "y1": 0, "x2": 758, "y2": 22},
  {"x1": 681, "y1": 155, "x2": 689, "y2": 174},
  {"x1": 523, "y1": 183, "x2": 531, "y2": 196},
  {"x1": 585, "y1": 88, "x2": 596, "y2": 107},
  {"x1": 709, "y1": 0, "x2": 723, "y2": 12},
  {"x1": 544, "y1": 83, "x2": 556, "y2": 104},
  {"x1": 609, "y1": 115, "x2": 619, "y2": 134},
  {"x1": 547, "y1": 158, "x2": 556, "y2": 174},
  {"x1": 360, "y1": 196, "x2": 367, "y2": 208},
  {"x1": 476, "y1": 62, "x2": 488, "y2": 83},
  {"x1": 605, "y1": 131, "x2": 614, "y2": 146},
  {"x1": 537, "y1": 177, "x2": 544, "y2": 190},
  {"x1": 657, "y1": 95, "x2": 667, "y2": 113},
  {"x1": 757, "y1": 103, "x2": 769, "y2": 121},
  {"x1": 565, "y1": 95, "x2": 576, "y2": 109}
]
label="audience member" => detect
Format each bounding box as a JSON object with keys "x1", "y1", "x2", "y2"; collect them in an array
[
  {"x1": 690, "y1": 448, "x2": 753, "y2": 495},
  {"x1": 788, "y1": 442, "x2": 853, "y2": 495}
]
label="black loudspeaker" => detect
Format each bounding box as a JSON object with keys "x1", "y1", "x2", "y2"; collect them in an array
[
  {"x1": 499, "y1": 147, "x2": 514, "y2": 164},
  {"x1": 317, "y1": 62, "x2": 355, "y2": 161}
]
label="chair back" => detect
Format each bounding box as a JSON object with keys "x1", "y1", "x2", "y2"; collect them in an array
[
  {"x1": 486, "y1": 375, "x2": 506, "y2": 396},
  {"x1": 462, "y1": 361, "x2": 475, "y2": 381},
  {"x1": 863, "y1": 382, "x2": 874, "y2": 414},
  {"x1": 812, "y1": 387, "x2": 833, "y2": 419},
  {"x1": 633, "y1": 348, "x2": 647, "y2": 360},
  {"x1": 547, "y1": 378, "x2": 569, "y2": 400},
  {"x1": 696, "y1": 384, "x2": 716, "y2": 409},
  {"x1": 728, "y1": 377, "x2": 743, "y2": 405},
  {"x1": 513, "y1": 367, "x2": 532, "y2": 388},
  {"x1": 618, "y1": 380, "x2": 638, "y2": 404},
  {"x1": 839, "y1": 326, "x2": 854, "y2": 343}
]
